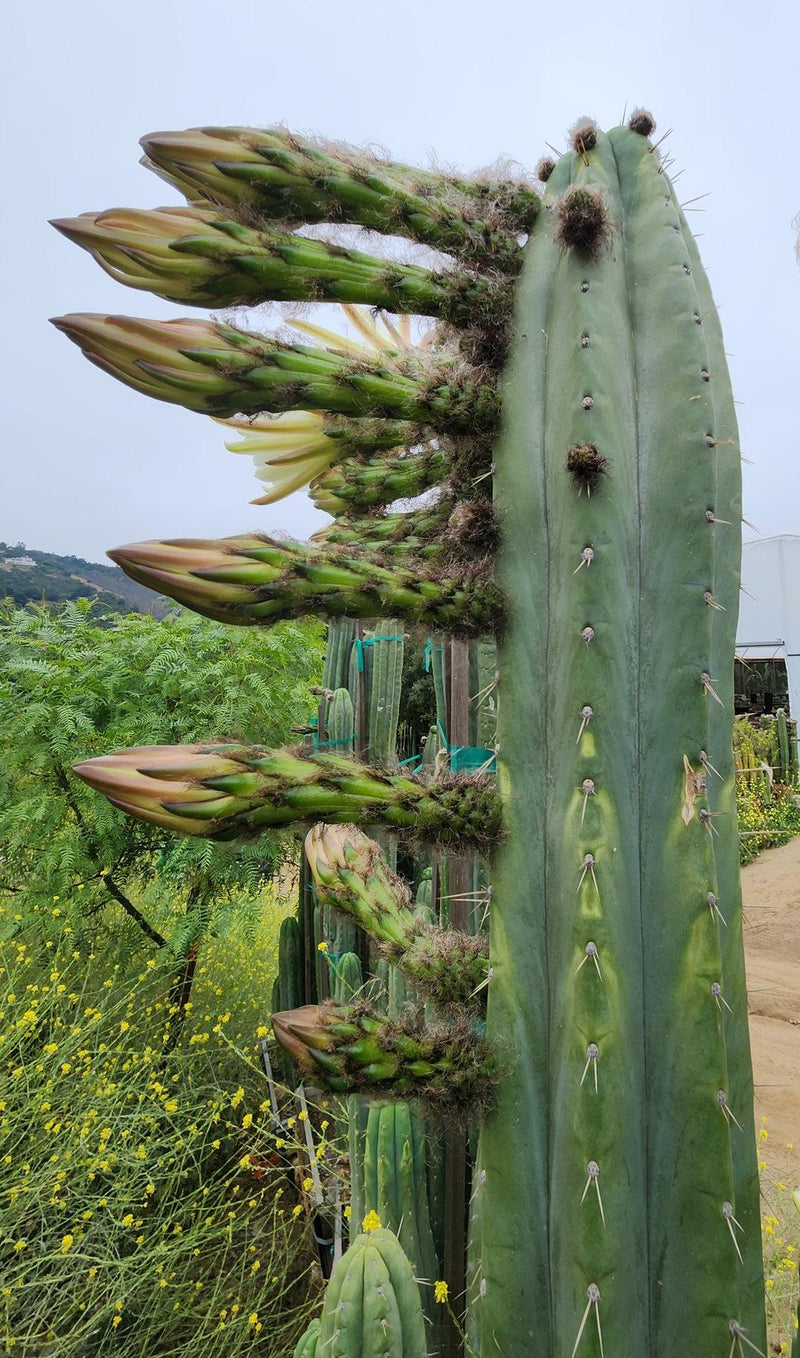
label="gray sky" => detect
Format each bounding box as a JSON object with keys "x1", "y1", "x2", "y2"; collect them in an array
[{"x1": 3, "y1": 0, "x2": 799, "y2": 562}]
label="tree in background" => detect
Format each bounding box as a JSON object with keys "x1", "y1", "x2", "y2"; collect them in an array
[{"x1": 0, "y1": 600, "x2": 323, "y2": 1032}]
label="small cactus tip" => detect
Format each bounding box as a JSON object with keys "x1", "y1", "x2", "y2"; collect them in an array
[
  {"x1": 535, "y1": 156, "x2": 556, "y2": 183},
  {"x1": 628, "y1": 108, "x2": 656, "y2": 137},
  {"x1": 554, "y1": 186, "x2": 610, "y2": 258}
]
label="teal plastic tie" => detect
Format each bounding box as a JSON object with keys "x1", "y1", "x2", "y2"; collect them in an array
[
  {"x1": 435, "y1": 718, "x2": 495, "y2": 773},
  {"x1": 354, "y1": 634, "x2": 403, "y2": 671},
  {"x1": 424, "y1": 638, "x2": 445, "y2": 673}
]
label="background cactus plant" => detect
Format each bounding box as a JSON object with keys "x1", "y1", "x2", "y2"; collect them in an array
[
  {"x1": 56, "y1": 111, "x2": 767, "y2": 1356},
  {"x1": 314, "y1": 1225, "x2": 428, "y2": 1358}
]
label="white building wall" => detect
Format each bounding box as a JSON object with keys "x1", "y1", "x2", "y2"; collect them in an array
[{"x1": 737, "y1": 535, "x2": 800, "y2": 718}]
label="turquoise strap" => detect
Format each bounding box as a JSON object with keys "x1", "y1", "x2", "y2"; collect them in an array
[{"x1": 355, "y1": 634, "x2": 404, "y2": 671}]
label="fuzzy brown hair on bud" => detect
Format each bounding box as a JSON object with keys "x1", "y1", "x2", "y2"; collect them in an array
[
  {"x1": 444, "y1": 499, "x2": 500, "y2": 560},
  {"x1": 628, "y1": 108, "x2": 656, "y2": 137},
  {"x1": 566, "y1": 442, "x2": 608, "y2": 494},
  {"x1": 553, "y1": 185, "x2": 610, "y2": 259},
  {"x1": 535, "y1": 157, "x2": 556, "y2": 184},
  {"x1": 569, "y1": 119, "x2": 598, "y2": 156}
]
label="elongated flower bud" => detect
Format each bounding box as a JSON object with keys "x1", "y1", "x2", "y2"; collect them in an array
[
  {"x1": 139, "y1": 126, "x2": 537, "y2": 269},
  {"x1": 307, "y1": 824, "x2": 490, "y2": 1004},
  {"x1": 50, "y1": 313, "x2": 498, "y2": 431},
  {"x1": 107, "y1": 533, "x2": 503, "y2": 637},
  {"x1": 73, "y1": 744, "x2": 503, "y2": 852},
  {"x1": 51, "y1": 206, "x2": 503, "y2": 322},
  {"x1": 271, "y1": 1003, "x2": 497, "y2": 1112},
  {"x1": 307, "y1": 823, "x2": 415, "y2": 948}
]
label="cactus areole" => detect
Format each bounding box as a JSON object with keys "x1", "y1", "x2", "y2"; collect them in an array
[{"x1": 58, "y1": 116, "x2": 765, "y2": 1356}]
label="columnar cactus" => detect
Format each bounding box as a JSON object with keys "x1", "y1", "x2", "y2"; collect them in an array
[
  {"x1": 57, "y1": 112, "x2": 766, "y2": 1356},
  {"x1": 472, "y1": 122, "x2": 763, "y2": 1357},
  {"x1": 359, "y1": 1101, "x2": 439, "y2": 1291},
  {"x1": 314, "y1": 1226, "x2": 428, "y2": 1358}
]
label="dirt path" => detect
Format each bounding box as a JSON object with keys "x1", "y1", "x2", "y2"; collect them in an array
[{"x1": 742, "y1": 835, "x2": 800, "y2": 1187}]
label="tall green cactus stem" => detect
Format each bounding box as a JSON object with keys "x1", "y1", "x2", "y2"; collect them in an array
[
  {"x1": 362, "y1": 621, "x2": 404, "y2": 765},
  {"x1": 331, "y1": 951, "x2": 363, "y2": 1004},
  {"x1": 107, "y1": 534, "x2": 502, "y2": 637},
  {"x1": 476, "y1": 127, "x2": 763, "y2": 1355},
  {"x1": 277, "y1": 915, "x2": 304, "y2": 1012},
  {"x1": 140, "y1": 125, "x2": 537, "y2": 270},
  {"x1": 360, "y1": 1102, "x2": 440, "y2": 1294},
  {"x1": 52, "y1": 313, "x2": 499, "y2": 431},
  {"x1": 322, "y1": 621, "x2": 358, "y2": 691},
  {"x1": 326, "y1": 687, "x2": 356, "y2": 757},
  {"x1": 315, "y1": 1227, "x2": 428, "y2": 1358},
  {"x1": 272, "y1": 1002, "x2": 497, "y2": 1109},
  {"x1": 73, "y1": 743, "x2": 502, "y2": 852}
]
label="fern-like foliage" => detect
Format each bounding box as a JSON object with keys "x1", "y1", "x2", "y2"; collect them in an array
[{"x1": 0, "y1": 601, "x2": 323, "y2": 958}]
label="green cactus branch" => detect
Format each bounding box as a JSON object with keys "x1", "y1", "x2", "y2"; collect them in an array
[
  {"x1": 272, "y1": 1002, "x2": 497, "y2": 1111},
  {"x1": 52, "y1": 205, "x2": 510, "y2": 325},
  {"x1": 139, "y1": 125, "x2": 539, "y2": 270},
  {"x1": 307, "y1": 824, "x2": 490, "y2": 1004},
  {"x1": 50, "y1": 313, "x2": 499, "y2": 431},
  {"x1": 107, "y1": 533, "x2": 503, "y2": 636},
  {"x1": 315, "y1": 503, "x2": 452, "y2": 557},
  {"x1": 73, "y1": 743, "x2": 502, "y2": 851}
]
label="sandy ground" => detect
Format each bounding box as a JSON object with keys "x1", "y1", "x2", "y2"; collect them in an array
[{"x1": 742, "y1": 836, "x2": 800, "y2": 1188}]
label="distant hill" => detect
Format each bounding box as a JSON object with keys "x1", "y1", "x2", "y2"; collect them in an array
[{"x1": 0, "y1": 542, "x2": 169, "y2": 617}]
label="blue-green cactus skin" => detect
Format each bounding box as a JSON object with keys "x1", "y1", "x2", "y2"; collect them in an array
[{"x1": 473, "y1": 128, "x2": 764, "y2": 1357}]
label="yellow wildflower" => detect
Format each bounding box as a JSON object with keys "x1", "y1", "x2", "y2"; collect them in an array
[
  {"x1": 362, "y1": 1210, "x2": 381, "y2": 1233},
  {"x1": 434, "y1": 1280, "x2": 449, "y2": 1304}
]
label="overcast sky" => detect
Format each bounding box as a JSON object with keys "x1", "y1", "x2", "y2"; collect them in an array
[{"x1": 3, "y1": 0, "x2": 799, "y2": 563}]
